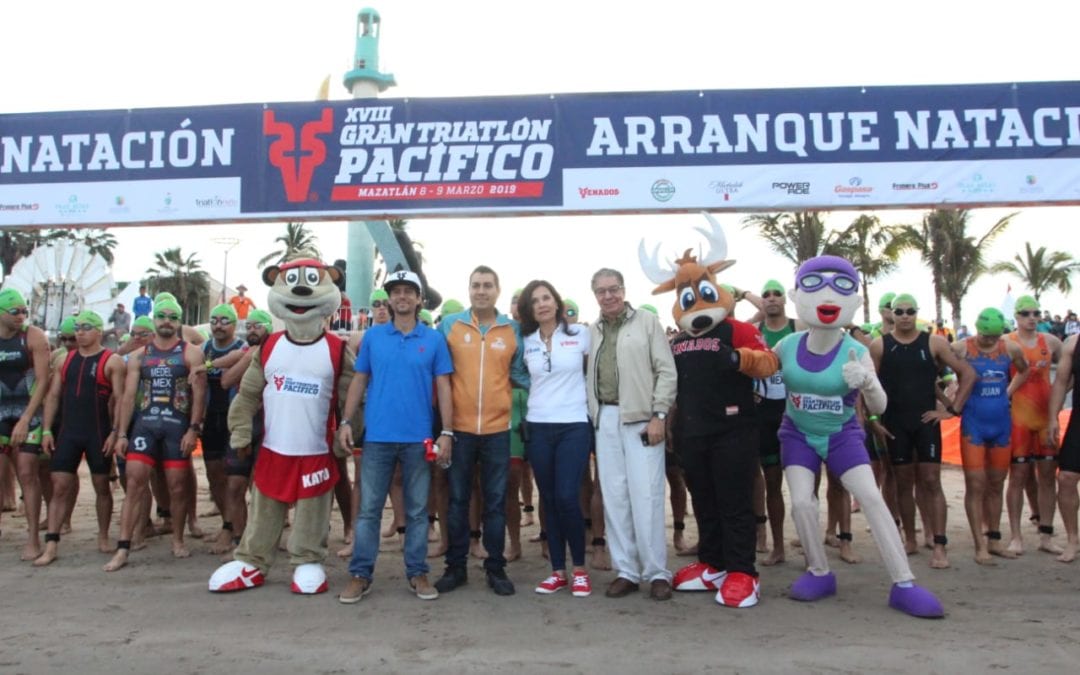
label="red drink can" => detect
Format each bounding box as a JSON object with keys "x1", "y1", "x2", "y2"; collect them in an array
[{"x1": 424, "y1": 438, "x2": 436, "y2": 462}]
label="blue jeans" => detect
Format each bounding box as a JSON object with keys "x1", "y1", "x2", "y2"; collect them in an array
[
  {"x1": 526, "y1": 421, "x2": 592, "y2": 571},
  {"x1": 446, "y1": 431, "x2": 510, "y2": 572},
  {"x1": 348, "y1": 442, "x2": 430, "y2": 580}
]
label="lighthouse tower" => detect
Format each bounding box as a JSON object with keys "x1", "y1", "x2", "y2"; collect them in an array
[{"x1": 343, "y1": 8, "x2": 402, "y2": 319}]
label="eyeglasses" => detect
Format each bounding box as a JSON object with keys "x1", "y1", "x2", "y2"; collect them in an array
[
  {"x1": 132, "y1": 331, "x2": 153, "y2": 339},
  {"x1": 5, "y1": 307, "x2": 29, "y2": 316},
  {"x1": 154, "y1": 312, "x2": 180, "y2": 321},
  {"x1": 543, "y1": 349, "x2": 552, "y2": 373},
  {"x1": 566, "y1": 309, "x2": 577, "y2": 318},
  {"x1": 371, "y1": 301, "x2": 387, "y2": 309},
  {"x1": 74, "y1": 323, "x2": 99, "y2": 332},
  {"x1": 593, "y1": 285, "x2": 624, "y2": 297},
  {"x1": 60, "y1": 335, "x2": 77, "y2": 342},
  {"x1": 796, "y1": 271, "x2": 858, "y2": 296},
  {"x1": 209, "y1": 317, "x2": 233, "y2": 326},
  {"x1": 762, "y1": 291, "x2": 784, "y2": 299},
  {"x1": 881, "y1": 304, "x2": 892, "y2": 310},
  {"x1": 1016, "y1": 310, "x2": 1037, "y2": 318},
  {"x1": 893, "y1": 308, "x2": 918, "y2": 316}
]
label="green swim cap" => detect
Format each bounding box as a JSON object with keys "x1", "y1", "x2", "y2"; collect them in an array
[
  {"x1": 878, "y1": 292, "x2": 896, "y2": 310},
  {"x1": 247, "y1": 309, "x2": 273, "y2": 330},
  {"x1": 74, "y1": 310, "x2": 104, "y2": 330},
  {"x1": 639, "y1": 303, "x2": 658, "y2": 315},
  {"x1": 892, "y1": 293, "x2": 918, "y2": 310},
  {"x1": 419, "y1": 309, "x2": 434, "y2": 326},
  {"x1": 1014, "y1": 295, "x2": 1039, "y2": 313},
  {"x1": 154, "y1": 299, "x2": 183, "y2": 318},
  {"x1": 210, "y1": 303, "x2": 238, "y2": 322},
  {"x1": 153, "y1": 291, "x2": 177, "y2": 304},
  {"x1": 59, "y1": 316, "x2": 77, "y2": 336},
  {"x1": 133, "y1": 316, "x2": 154, "y2": 331},
  {"x1": 762, "y1": 279, "x2": 785, "y2": 295},
  {"x1": 720, "y1": 283, "x2": 735, "y2": 294},
  {"x1": 369, "y1": 289, "x2": 389, "y2": 304},
  {"x1": 120, "y1": 334, "x2": 131, "y2": 344},
  {"x1": 976, "y1": 307, "x2": 1006, "y2": 336},
  {"x1": 565, "y1": 299, "x2": 579, "y2": 314},
  {"x1": 442, "y1": 299, "x2": 464, "y2": 315},
  {"x1": 0, "y1": 288, "x2": 27, "y2": 311}
]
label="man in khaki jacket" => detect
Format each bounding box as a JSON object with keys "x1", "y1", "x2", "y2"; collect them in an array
[{"x1": 586, "y1": 268, "x2": 678, "y2": 601}]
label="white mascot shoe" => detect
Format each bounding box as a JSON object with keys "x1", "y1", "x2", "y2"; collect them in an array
[
  {"x1": 209, "y1": 560, "x2": 265, "y2": 593},
  {"x1": 291, "y1": 563, "x2": 329, "y2": 595}
]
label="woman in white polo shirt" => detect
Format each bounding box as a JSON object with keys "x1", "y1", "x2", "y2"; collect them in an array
[{"x1": 518, "y1": 279, "x2": 593, "y2": 598}]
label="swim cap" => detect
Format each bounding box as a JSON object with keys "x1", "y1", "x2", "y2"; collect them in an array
[
  {"x1": 0, "y1": 288, "x2": 27, "y2": 312},
  {"x1": 892, "y1": 293, "x2": 918, "y2": 310},
  {"x1": 419, "y1": 309, "x2": 434, "y2": 326},
  {"x1": 154, "y1": 299, "x2": 183, "y2": 318},
  {"x1": 74, "y1": 310, "x2": 104, "y2": 330},
  {"x1": 1014, "y1": 295, "x2": 1039, "y2": 313},
  {"x1": 133, "y1": 316, "x2": 154, "y2": 331},
  {"x1": 762, "y1": 279, "x2": 785, "y2": 295},
  {"x1": 639, "y1": 303, "x2": 658, "y2": 315},
  {"x1": 442, "y1": 299, "x2": 464, "y2": 315},
  {"x1": 369, "y1": 289, "x2": 389, "y2": 304},
  {"x1": 59, "y1": 316, "x2": 77, "y2": 336},
  {"x1": 247, "y1": 309, "x2": 273, "y2": 331},
  {"x1": 976, "y1": 307, "x2": 1006, "y2": 336},
  {"x1": 153, "y1": 291, "x2": 177, "y2": 304},
  {"x1": 878, "y1": 292, "x2": 896, "y2": 310},
  {"x1": 119, "y1": 334, "x2": 131, "y2": 344},
  {"x1": 564, "y1": 299, "x2": 579, "y2": 314},
  {"x1": 210, "y1": 303, "x2": 238, "y2": 322}
]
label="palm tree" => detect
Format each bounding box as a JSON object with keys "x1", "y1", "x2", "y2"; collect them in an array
[
  {"x1": 53, "y1": 228, "x2": 119, "y2": 264},
  {"x1": 257, "y1": 222, "x2": 320, "y2": 267},
  {"x1": 741, "y1": 211, "x2": 846, "y2": 266},
  {"x1": 831, "y1": 214, "x2": 905, "y2": 323},
  {"x1": 144, "y1": 247, "x2": 210, "y2": 324},
  {"x1": 382, "y1": 218, "x2": 441, "y2": 309},
  {"x1": 990, "y1": 242, "x2": 1078, "y2": 304}
]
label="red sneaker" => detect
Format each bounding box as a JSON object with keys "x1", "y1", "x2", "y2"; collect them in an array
[
  {"x1": 715, "y1": 571, "x2": 760, "y2": 608},
  {"x1": 571, "y1": 571, "x2": 592, "y2": 597},
  {"x1": 673, "y1": 561, "x2": 727, "y2": 591},
  {"x1": 535, "y1": 573, "x2": 568, "y2": 594}
]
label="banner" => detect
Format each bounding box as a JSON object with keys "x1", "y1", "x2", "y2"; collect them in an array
[{"x1": 3, "y1": 80, "x2": 1080, "y2": 227}]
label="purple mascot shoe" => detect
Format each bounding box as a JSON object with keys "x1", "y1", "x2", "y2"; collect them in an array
[
  {"x1": 888, "y1": 583, "x2": 944, "y2": 618},
  {"x1": 789, "y1": 571, "x2": 837, "y2": 601}
]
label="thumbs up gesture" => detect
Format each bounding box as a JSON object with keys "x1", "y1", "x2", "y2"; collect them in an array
[{"x1": 842, "y1": 348, "x2": 875, "y2": 390}]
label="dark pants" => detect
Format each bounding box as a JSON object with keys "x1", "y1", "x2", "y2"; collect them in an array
[
  {"x1": 526, "y1": 421, "x2": 592, "y2": 571},
  {"x1": 681, "y1": 425, "x2": 758, "y2": 576},
  {"x1": 446, "y1": 430, "x2": 510, "y2": 572}
]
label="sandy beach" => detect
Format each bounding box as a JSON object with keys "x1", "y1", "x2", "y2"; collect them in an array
[{"x1": 1, "y1": 463, "x2": 1078, "y2": 674}]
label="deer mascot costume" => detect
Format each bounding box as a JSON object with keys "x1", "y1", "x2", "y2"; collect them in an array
[
  {"x1": 209, "y1": 256, "x2": 353, "y2": 595},
  {"x1": 642, "y1": 214, "x2": 779, "y2": 608}
]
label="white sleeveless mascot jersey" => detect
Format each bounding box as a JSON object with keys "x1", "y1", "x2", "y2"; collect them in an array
[{"x1": 261, "y1": 334, "x2": 339, "y2": 456}]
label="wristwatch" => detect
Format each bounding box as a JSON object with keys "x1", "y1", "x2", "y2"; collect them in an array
[
  {"x1": 189, "y1": 422, "x2": 204, "y2": 433},
  {"x1": 652, "y1": 412, "x2": 667, "y2": 421}
]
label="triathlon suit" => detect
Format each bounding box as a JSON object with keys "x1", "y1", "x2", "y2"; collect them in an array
[
  {"x1": 1056, "y1": 346, "x2": 1080, "y2": 474},
  {"x1": 52, "y1": 349, "x2": 114, "y2": 474},
  {"x1": 755, "y1": 319, "x2": 795, "y2": 467},
  {"x1": 879, "y1": 332, "x2": 941, "y2": 465},
  {"x1": 0, "y1": 329, "x2": 42, "y2": 452},
  {"x1": 128, "y1": 341, "x2": 192, "y2": 469},
  {"x1": 201, "y1": 338, "x2": 245, "y2": 462},
  {"x1": 959, "y1": 339, "x2": 1012, "y2": 471},
  {"x1": 776, "y1": 332, "x2": 868, "y2": 476},
  {"x1": 1007, "y1": 332, "x2": 1056, "y2": 462}
]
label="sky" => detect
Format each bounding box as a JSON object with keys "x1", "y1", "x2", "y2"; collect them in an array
[{"x1": 4, "y1": 0, "x2": 1080, "y2": 327}]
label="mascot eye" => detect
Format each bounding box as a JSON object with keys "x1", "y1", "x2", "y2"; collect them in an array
[
  {"x1": 834, "y1": 275, "x2": 857, "y2": 292},
  {"x1": 798, "y1": 273, "x2": 824, "y2": 291},
  {"x1": 304, "y1": 268, "x2": 320, "y2": 285},
  {"x1": 679, "y1": 288, "x2": 696, "y2": 311},
  {"x1": 285, "y1": 270, "x2": 299, "y2": 285},
  {"x1": 697, "y1": 280, "x2": 718, "y2": 304}
]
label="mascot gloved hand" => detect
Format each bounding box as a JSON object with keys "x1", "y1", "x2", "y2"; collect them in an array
[
  {"x1": 209, "y1": 255, "x2": 354, "y2": 595},
  {"x1": 775, "y1": 255, "x2": 943, "y2": 618}
]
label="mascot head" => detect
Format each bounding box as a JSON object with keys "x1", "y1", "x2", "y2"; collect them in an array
[
  {"x1": 262, "y1": 254, "x2": 342, "y2": 342},
  {"x1": 639, "y1": 213, "x2": 736, "y2": 337},
  {"x1": 790, "y1": 255, "x2": 862, "y2": 330}
]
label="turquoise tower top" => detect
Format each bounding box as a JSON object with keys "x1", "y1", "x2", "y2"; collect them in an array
[{"x1": 343, "y1": 8, "x2": 397, "y2": 93}]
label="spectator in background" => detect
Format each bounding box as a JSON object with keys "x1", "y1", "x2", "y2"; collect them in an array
[
  {"x1": 1052, "y1": 315, "x2": 1067, "y2": 340},
  {"x1": 1038, "y1": 312, "x2": 1053, "y2": 334},
  {"x1": 228, "y1": 284, "x2": 256, "y2": 321},
  {"x1": 133, "y1": 286, "x2": 152, "y2": 319},
  {"x1": 1065, "y1": 312, "x2": 1080, "y2": 337},
  {"x1": 108, "y1": 303, "x2": 132, "y2": 341}
]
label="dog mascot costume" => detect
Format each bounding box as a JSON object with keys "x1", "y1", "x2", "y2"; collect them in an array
[
  {"x1": 642, "y1": 214, "x2": 779, "y2": 608},
  {"x1": 209, "y1": 256, "x2": 352, "y2": 594},
  {"x1": 776, "y1": 254, "x2": 943, "y2": 617}
]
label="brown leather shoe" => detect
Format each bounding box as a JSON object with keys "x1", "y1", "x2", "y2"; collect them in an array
[
  {"x1": 650, "y1": 579, "x2": 673, "y2": 601},
  {"x1": 605, "y1": 577, "x2": 640, "y2": 598}
]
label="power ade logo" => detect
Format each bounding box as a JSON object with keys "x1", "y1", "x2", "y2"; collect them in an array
[
  {"x1": 264, "y1": 108, "x2": 335, "y2": 203},
  {"x1": 578, "y1": 187, "x2": 619, "y2": 199},
  {"x1": 789, "y1": 392, "x2": 843, "y2": 414},
  {"x1": 772, "y1": 181, "x2": 810, "y2": 195}
]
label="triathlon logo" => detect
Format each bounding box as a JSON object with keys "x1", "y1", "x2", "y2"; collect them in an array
[
  {"x1": 273, "y1": 374, "x2": 286, "y2": 391},
  {"x1": 264, "y1": 108, "x2": 334, "y2": 203}
]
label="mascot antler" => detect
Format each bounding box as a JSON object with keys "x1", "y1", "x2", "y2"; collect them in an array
[{"x1": 638, "y1": 212, "x2": 735, "y2": 289}]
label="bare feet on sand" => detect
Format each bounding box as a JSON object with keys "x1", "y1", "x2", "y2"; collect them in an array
[
  {"x1": 590, "y1": 544, "x2": 611, "y2": 571},
  {"x1": 974, "y1": 549, "x2": 996, "y2": 566},
  {"x1": 506, "y1": 540, "x2": 522, "y2": 562},
  {"x1": 1038, "y1": 535, "x2": 1064, "y2": 555},
  {"x1": 761, "y1": 548, "x2": 785, "y2": 566},
  {"x1": 172, "y1": 541, "x2": 191, "y2": 558},
  {"x1": 988, "y1": 540, "x2": 1017, "y2": 559},
  {"x1": 98, "y1": 534, "x2": 112, "y2": 554},
  {"x1": 1006, "y1": 537, "x2": 1025, "y2": 556},
  {"x1": 20, "y1": 541, "x2": 42, "y2": 561},
  {"x1": 1056, "y1": 542, "x2": 1077, "y2": 563},
  {"x1": 839, "y1": 541, "x2": 861, "y2": 564},
  {"x1": 32, "y1": 542, "x2": 58, "y2": 567},
  {"x1": 103, "y1": 549, "x2": 129, "y2": 572},
  {"x1": 929, "y1": 544, "x2": 950, "y2": 569}
]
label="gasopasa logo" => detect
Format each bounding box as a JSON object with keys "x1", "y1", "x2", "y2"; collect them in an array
[
  {"x1": 651, "y1": 179, "x2": 675, "y2": 202},
  {"x1": 264, "y1": 108, "x2": 334, "y2": 203}
]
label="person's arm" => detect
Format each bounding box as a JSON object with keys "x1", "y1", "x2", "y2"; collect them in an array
[
  {"x1": 434, "y1": 373, "x2": 454, "y2": 464},
  {"x1": 209, "y1": 348, "x2": 245, "y2": 372},
  {"x1": 101, "y1": 353, "x2": 126, "y2": 455},
  {"x1": 338, "y1": 372, "x2": 368, "y2": 451},
  {"x1": 182, "y1": 344, "x2": 207, "y2": 456},
  {"x1": 927, "y1": 334, "x2": 975, "y2": 421},
  {"x1": 227, "y1": 349, "x2": 266, "y2": 454},
  {"x1": 39, "y1": 367, "x2": 63, "y2": 456},
  {"x1": 1048, "y1": 335, "x2": 1076, "y2": 447},
  {"x1": 11, "y1": 327, "x2": 51, "y2": 447},
  {"x1": 1005, "y1": 341, "x2": 1030, "y2": 399},
  {"x1": 181, "y1": 325, "x2": 206, "y2": 345},
  {"x1": 220, "y1": 348, "x2": 255, "y2": 389},
  {"x1": 113, "y1": 349, "x2": 145, "y2": 458},
  {"x1": 647, "y1": 316, "x2": 677, "y2": 445}
]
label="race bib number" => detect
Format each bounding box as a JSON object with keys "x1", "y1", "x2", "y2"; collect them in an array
[{"x1": 788, "y1": 392, "x2": 844, "y2": 415}]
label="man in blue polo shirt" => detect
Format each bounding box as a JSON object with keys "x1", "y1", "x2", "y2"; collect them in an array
[
  {"x1": 337, "y1": 270, "x2": 454, "y2": 604},
  {"x1": 133, "y1": 286, "x2": 152, "y2": 319}
]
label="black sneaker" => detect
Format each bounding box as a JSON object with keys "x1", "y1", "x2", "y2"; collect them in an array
[
  {"x1": 434, "y1": 566, "x2": 467, "y2": 593},
  {"x1": 486, "y1": 568, "x2": 516, "y2": 596}
]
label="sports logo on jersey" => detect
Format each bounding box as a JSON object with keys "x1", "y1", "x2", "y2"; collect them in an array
[
  {"x1": 264, "y1": 108, "x2": 334, "y2": 203},
  {"x1": 491, "y1": 337, "x2": 506, "y2": 351},
  {"x1": 273, "y1": 374, "x2": 286, "y2": 391},
  {"x1": 270, "y1": 374, "x2": 320, "y2": 396},
  {"x1": 789, "y1": 392, "x2": 844, "y2": 414}
]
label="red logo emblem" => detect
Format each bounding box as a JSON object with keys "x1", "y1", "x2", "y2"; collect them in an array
[
  {"x1": 264, "y1": 108, "x2": 334, "y2": 202},
  {"x1": 273, "y1": 374, "x2": 285, "y2": 390}
]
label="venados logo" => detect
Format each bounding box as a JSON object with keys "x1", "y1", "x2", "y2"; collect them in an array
[{"x1": 264, "y1": 108, "x2": 335, "y2": 203}]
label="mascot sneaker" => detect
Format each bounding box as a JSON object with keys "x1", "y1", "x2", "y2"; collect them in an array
[
  {"x1": 673, "y1": 561, "x2": 727, "y2": 591},
  {"x1": 790, "y1": 571, "x2": 837, "y2": 601},
  {"x1": 888, "y1": 583, "x2": 944, "y2": 618},
  {"x1": 291, "y1": 563, "x2": 329, "y2": 595},
  {"x1": 209, "y1": 560, "x2": 265, "y2": 593},
  {"x1": 715, "y1": 571, "x2": 760, "y2": 608}
]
